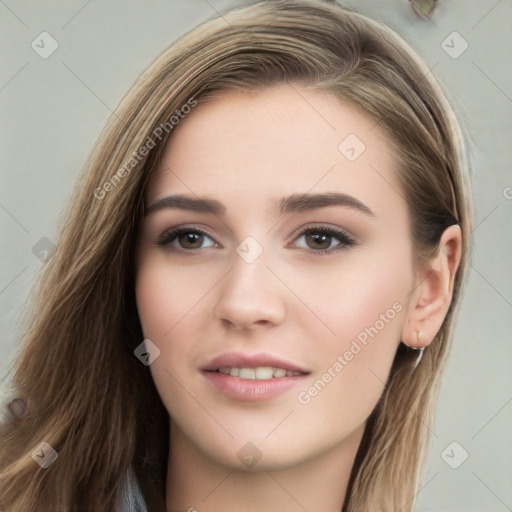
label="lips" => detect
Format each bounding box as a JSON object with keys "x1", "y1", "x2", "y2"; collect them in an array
[{"x1": 201, "y1": 352, "x2": 310, "y2": 402}]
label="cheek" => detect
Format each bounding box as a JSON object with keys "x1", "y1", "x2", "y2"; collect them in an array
[
  {"x1": 135, "y1": 257, "x2": 218, "y2": 339},
  {"x1": 285, "y1": 245, "x2": 410, "y2": 350},
  {"x1": 134, "y1": 257, "x2": 218, "y2": 411},
  {"x1": 324, "y1": 255, "x2": 407, "y2": 359},
  {"x1": 290, "y1": 248, "x2": 411, "y2": 423}
]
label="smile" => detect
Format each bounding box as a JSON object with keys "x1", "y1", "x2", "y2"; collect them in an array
[
  {"x1": 216, "y1": 366, "x2": 303, "y2": 379},
  {"x1": 201, "y1": 352, "x2": 310, "y2": 401}
]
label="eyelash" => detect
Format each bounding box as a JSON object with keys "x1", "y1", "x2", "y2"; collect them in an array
[
  {"x1": 292, "y1": 226, "x2": 356, "y2": 254},
  {"x1": 155, "y1": 225, "x2": 356, "y2": 255},
  {"x1": 156, "y1": 227, "x2": 216, "y2": 254}
]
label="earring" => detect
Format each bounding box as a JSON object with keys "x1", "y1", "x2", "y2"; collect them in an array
[
  {"x1": 411, "y1": 329, "x2": 425, "y2": 369},
  {"x1": 409, "y1": 0, "x2": 438, "y2": 18}
]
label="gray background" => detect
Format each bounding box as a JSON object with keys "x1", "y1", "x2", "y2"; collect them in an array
[{"x1": 1, "y1": 1, "x2": 511, "y2": 510}]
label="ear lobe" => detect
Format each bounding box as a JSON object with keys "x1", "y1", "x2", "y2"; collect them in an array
[{"x1": 401, "y1": 224, "x2": 462, "y2": 348}]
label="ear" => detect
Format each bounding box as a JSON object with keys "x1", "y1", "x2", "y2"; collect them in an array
[{"x1": 401, "y1": 224, "x2": 462, "y2": 348}]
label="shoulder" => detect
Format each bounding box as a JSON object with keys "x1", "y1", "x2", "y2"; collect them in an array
[{"x1": 117, "y1": 464, "x2": 148, "y2": 512}]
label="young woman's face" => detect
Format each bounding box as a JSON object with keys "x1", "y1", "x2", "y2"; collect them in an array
[{"x1": 135, "y1": 86, "x2": 418, "y2": 471}]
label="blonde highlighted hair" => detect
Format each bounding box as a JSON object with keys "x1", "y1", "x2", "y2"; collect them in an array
[{"x1": 0, "y1": 1, "x2": 472, "y2": 510}]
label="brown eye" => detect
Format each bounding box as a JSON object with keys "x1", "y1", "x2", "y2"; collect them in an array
[
  {"x1": 305, "y1": 232, "x2": 332, "y2": 250},
  {"x1": 156, "y1": 228, "x2": 216, "y2": 251},
  {"x1": 178, "y1": 232, "x2": 205, "y2": 249},
  {"x1": 294, "y1": 227, "x2": 355, "y2": 254}
]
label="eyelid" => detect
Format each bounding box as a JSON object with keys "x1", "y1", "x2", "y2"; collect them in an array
[
  {"x1": 155, "y1": 225, "x2": 220, "y2": 251},
  {"x1": 288, "y1": 223, "x2": 356, "y2": 245}
]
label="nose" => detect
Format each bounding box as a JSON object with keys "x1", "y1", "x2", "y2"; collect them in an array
[{"x1": 213, "y1": 252, "x2": 286, "y2": 330}]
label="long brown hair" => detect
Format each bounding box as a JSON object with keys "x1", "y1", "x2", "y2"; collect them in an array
[{"x1": 0, "y1": 1, "x2": 472, "y2": 510}]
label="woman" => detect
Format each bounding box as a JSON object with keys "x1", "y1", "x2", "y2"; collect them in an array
[{"x1": 0, "y1": 0, "x2": 472, "y2": 510}]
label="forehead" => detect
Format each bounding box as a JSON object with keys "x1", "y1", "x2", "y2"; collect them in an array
[{"x1": 147, "y1": 86, "x2": 400, "y2": 214}]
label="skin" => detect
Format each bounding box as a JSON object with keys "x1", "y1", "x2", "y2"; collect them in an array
[{"x1": 135, "y1": 85, "x2": 461, "y2": 512}]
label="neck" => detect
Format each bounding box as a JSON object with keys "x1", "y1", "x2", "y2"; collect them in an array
[{"x1": 165, "y1": 422, "x2": 364, "y2": 512}]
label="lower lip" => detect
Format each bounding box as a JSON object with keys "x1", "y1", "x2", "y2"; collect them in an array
[{"x1": 202, "y1": 371, "x2": 307, "y2": 402}]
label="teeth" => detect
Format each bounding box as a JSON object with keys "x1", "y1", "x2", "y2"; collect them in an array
[
  {"x1": 273, "y1": 368, "x2": 287, "y2": 378},
  {"x1": 238, "y1": 368, "x2": 255, "y2": 379},
  {"x1": 255, "y1": 367, "x2": 273, "y2": 379},
  {"x1": 217, "y1": 366, "x2": 302, "y2": 380}
]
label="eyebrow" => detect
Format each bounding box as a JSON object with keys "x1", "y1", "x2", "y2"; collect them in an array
[
  {"x1": 145, "y1": 192, "x2": 374, "y2": 217},
  {"x1": 280, "y1": 192, "x2": 374, "y2": 217},
  {"x1": 146, "y1": 195, "x2": 226, "y2": 215}
]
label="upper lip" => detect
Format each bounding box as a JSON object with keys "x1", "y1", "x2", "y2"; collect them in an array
[{"x1": 201, "y1": 352, "x2": 310, "y2": 374}]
